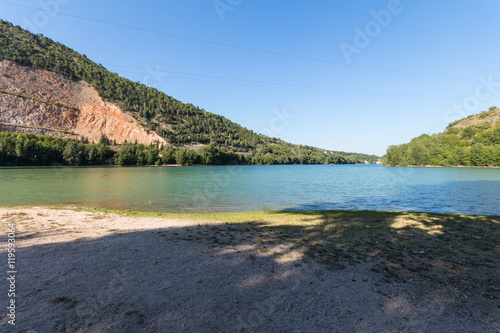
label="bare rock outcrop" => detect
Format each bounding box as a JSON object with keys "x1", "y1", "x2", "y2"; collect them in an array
[{"x1": 0, "y1": 59, "x2": 166, "y2": 144}]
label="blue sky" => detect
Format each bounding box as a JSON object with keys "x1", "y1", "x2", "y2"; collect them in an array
[{"x1": 1, "y1": 0, "x2": 499, "y2": 155}]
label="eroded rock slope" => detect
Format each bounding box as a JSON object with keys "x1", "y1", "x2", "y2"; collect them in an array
[{"x1": 0, "y1": 59, "x2": 166, "y2": 144}]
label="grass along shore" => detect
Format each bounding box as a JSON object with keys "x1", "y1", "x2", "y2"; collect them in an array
[{"x1": 1, "y1": 206, "x2": 499, "y2": 331}]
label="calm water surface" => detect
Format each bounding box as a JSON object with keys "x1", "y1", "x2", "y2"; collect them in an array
[{"x1": 1, "y1": 165, "x2": 499, "y2": 215}]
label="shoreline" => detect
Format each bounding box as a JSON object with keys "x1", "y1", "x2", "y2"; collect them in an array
[
  {"x1": 2, "y1": 163, "x2": 500, "y2": 169},
  {"x1": 1, "y1": 206, "x2": 499, "y2": 331},
  {"x1": 50, "y1": 205, "x2": 500, "y2": 218},
  {"x1": 0, "y1": 162, "x2": 379, "y2": 168},
  {"x1": 383, "y1": 164, "x2": 500, "y2": 168},
  {"x1": 4, "y1": 204, "x2": 500, "y2": 219}
]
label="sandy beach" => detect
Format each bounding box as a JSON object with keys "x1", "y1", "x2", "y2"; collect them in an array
[{"x1": 1, "y1": 207, "x2": 499, "y2": 332}]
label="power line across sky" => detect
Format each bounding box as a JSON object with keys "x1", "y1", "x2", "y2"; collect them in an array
[
  {"x1": 0, "y1": 0, "x2": 478, "y2": 83},
  {"x1": 0, "y1": 0, "x2": 498, "y2": 155}
]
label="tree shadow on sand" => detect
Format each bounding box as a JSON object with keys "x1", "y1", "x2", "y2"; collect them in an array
[
  {"x1": 1, "y1": 210, "x2": 499, "y2": 332},
  {"x1": 268, "y1": 210, "x2": 500, "y2": 290}
]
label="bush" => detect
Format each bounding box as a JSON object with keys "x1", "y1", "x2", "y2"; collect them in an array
[{"x1": 175, "y1": 148, "x2": 199, "y2": 165}]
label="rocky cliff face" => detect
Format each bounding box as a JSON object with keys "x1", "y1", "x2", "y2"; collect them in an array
[
  {"x1": 449, "y1": 108, "x2": 500, "y2": 130},
  {"x1": 0, "y1": 59, "x2": 166, "y2": 144}
]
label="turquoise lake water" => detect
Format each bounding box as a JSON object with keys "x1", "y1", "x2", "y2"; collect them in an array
[{"x1": 0, "y1": 164, "x2": 499, "y2": 215}]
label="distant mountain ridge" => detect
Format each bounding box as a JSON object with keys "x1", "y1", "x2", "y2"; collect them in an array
[
  {"x1": 382, "y1": 107, "x2": 500, "y2": 167},
  {"x1": 0, "y1": 19, "x2": 379, "y2": 164}
]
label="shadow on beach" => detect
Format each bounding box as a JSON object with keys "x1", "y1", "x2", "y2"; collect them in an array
[{"x1": 1, "y1": 209, "x2": 499, "y2": 332}]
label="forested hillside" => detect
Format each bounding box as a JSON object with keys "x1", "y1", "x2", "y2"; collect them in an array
[
  {"x1": 0, "y1": 130, "x2": 381, "y2": 166},
  {"x1": 0, "y1": 19, "x2": 379, "y2": 165},
  {"x1": 383, "y1": 107, "x2": 500, "y2": 167}
]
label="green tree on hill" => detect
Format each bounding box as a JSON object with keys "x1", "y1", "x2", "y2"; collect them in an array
[
  {"x1": 0, "y1": 19, "x2": 379, "y2": 166},
  {"x1": 383, "y1": 108, "x2": 500, "y2": 167},
  {"x1": 175, "y1": 148, "x2": 199, "y2": 166}
]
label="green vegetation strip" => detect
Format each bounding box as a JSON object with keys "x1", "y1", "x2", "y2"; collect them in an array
[{"x1": 0, "y1": 131, "x2": 370, "y2": 166}]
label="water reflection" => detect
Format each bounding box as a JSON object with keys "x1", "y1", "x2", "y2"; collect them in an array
[{"x1": 1, "y1": 165, "x2": 499, "y2": 215}]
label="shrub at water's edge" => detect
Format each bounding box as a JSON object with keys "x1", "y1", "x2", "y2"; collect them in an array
[{"x1": 382, "y1": 107, "x2": 500, "y2": 167}]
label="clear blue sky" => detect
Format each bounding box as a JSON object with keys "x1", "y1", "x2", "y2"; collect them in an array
[{"x1": 1, "y1": 0, "x2": 499, "y2": 155}]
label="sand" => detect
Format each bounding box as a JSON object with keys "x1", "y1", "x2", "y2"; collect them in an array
[{"x1": 0, "y1": 207, "x2": 499, "y2": 332}]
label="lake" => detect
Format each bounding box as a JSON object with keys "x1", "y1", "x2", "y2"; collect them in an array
[{"x1": 1, "y1": 164, "x2": 499, "y2": 215}]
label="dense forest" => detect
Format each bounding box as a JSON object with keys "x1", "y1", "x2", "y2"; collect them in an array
[
  {"x1": 382, "y1": 108, "x2": 500, "y2": 167},
  {"x1": 0, "y1": 132, "x2": 114, "y2": 166},
  {"x1": 0, "y1": 132, "x2": 376, "y2": 166},
  {"x1": 0, "y1": 19, "x2": 379, "y2": 165}
]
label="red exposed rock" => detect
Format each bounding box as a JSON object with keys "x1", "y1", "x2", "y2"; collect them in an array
[{"x1": 0, "y1": 59, "x2": 167, "y2": 145}]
